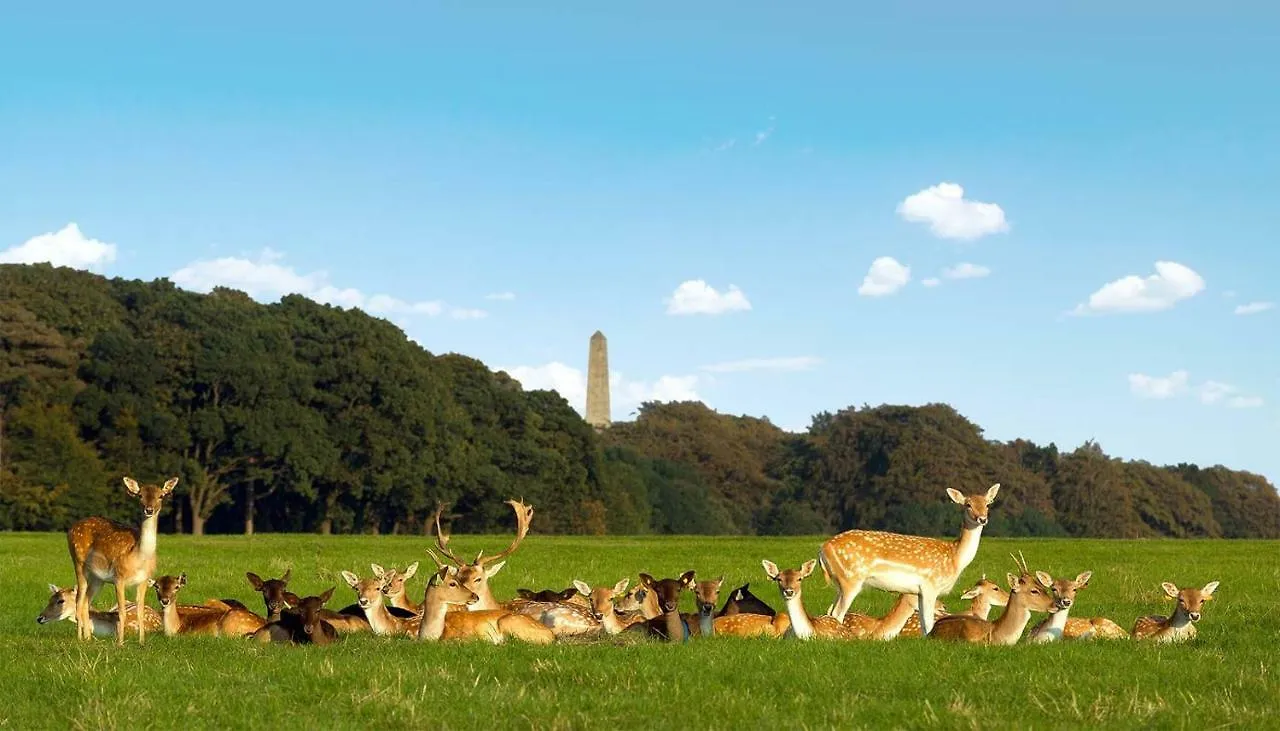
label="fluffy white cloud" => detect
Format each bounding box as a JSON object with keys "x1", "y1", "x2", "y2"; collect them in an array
[
  {"x1": 503, "y1": 362, "x2": 701, "y2": 417},
  {"x1": 665, "y1": 279, "x2": 752, "y2": 315},
  {"x1": 700, "y1": 356, "x2": 822, "y2": 373},
  {"x1": 896, "y1": 183, "x2": 1009, "y2": 241},
  {"x1": 1234, "y1": 301, "x2": 1274, "y2": 316},
  {"x1": 1129, "y1": 370, "x2": 1190, "y2": 399},
  {"x1": 942, "y1": 262, "x2": 991, "y2": 280},
  {"x1": 1, "y1": 223, "x2": 117, "y2": 271},
  {"x1": 858, "y1": 256, "x2": 911, "y2": 297},
  {"x1": 171, "y1": 249, "x2": 484, "y2": 320},
  {"x1": 1072, "y1": 261, "x2": 1205, "y2": 315},
  {"x1": 921, "y1": 277, "x2": 941, "y2": 288},
  {"x1": 485, "y1": 292, "x2": 516, "y2": 301}
]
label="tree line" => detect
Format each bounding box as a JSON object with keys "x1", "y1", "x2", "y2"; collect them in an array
[{"x1": 3, "y1": 263, "x2": 1277, "y2": 538}]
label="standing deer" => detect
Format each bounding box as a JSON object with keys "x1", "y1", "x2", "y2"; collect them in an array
[
  {"x1": 430, "y1": 499, "x2": 534, "y2": 611},
  {"x1": 1028, "y1": 570, "x2": 1093, "y2": 643},
  {"x1": 927, "y1": 553, "x2": 1057, "y2": 644},
  {"x1": 762, "y1": 559, "x2": 856, "y2": 640},
  {"x1": 37, "y1": 584, "x2": 162, "y2": 637},
  {"x1": 818, "y1": 482, "x2": 1000, "y2": 635},
  {"x1": 67, "y1": 475, "x2": 179, "y2": 645},
  {"x1": 1131, "y1": 581, "x2": 1219, "y2": 643},
  {"x1": 416, "y1": 553, "x2": 555, "y2": 644},
  {"x1": 899, "y1": 575, "x2": 1006, "y2": 636}
]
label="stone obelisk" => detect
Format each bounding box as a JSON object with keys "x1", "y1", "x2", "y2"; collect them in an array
[{"x1": 585, "y1": 330, "x2": 611, "y2": 429}]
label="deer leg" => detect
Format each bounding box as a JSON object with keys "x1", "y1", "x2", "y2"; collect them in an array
[
  {"x1": 115, "y1": 582, "x2": 128, "y2": 646},
  {"x1": 73, "y1": 564, "x2": 90, "y2": 641},
  {"x1": 135, "y1": 582, "x2": 147, "y2": 644},
  {"x1": 497, "y1": 615, "x2": 555, "y2": 645},
  {"x1": 829, "y1": 579, "x2": 862, "y2": 623},
  {"x1": 917, "y1": 589, "x2": 938, "y2": 637}
]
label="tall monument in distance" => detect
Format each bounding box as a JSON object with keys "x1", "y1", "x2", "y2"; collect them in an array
[{"x1": 585, "y1": 330, "x2": 611, "y2": 429}]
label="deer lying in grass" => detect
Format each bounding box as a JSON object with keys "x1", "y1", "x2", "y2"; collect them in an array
[
  {"x1": 416, "y1": 555, "x2": 555, "y2": 644},
  {"x1": 573, "y1": 578, "x2": 645, "y2": 634},
  {"x1": 1028, "y1": 571, "x2": 1094, "y2": 643},
  {"x1": 150, "y1": 574, "x2": 266, "y2": 637},
  {"x1": 899, "y1": 576, "x2": 1006, "y2": 636},
  {"x1": 67, "y1": 475, "x2": 178, "y2": 645},
  {"x1": 840, "y1": 592, "x2": 921, "y2": 640},
  {"x1": 341, "y1": 570, "x2": 419, "y2": 637},
  {"x1": 506, "y1": 594, "x2": 601, "y2": 639},
  {"x1": 710, "y1": 582, "x2": 782, "y2": 637},
  {"x1": 819, "y1": 483, "x2": 1000, "y2": 635},
  {"x1": 252, "y1": 588, "x2": 340, "y2": 645},
  {"x1": 762, "y1": 559, "x2": 855, "y2": 640},
  {"x1": 626, "y1": 572, "x2": 697, "y2": 642},
  {"x1": 1131, "y1": 581, "x2": 1219, "y2": 643},
  {"x1": 373, "y1": 563, "x2": 422, "y2": 615},
  {"x1": 430, "y1": 499, "x2": 535, "y2": 612},
  {"x1": 716, "y1": 583, "x2": 775, "y2": 617},
  {"x1": 928, "y1": 553, "x2": 1057, "y2": 644},
  {"x1": 37, "y1": 584, "x2": 163, "y2": 637},
  {"x1": 684, "y1": 576, "x2": 724, "y2": 637},
  {"x1": 246, "y1": 568, "x2": 369, "y2": 633},
  {"x1": 516, "y1": 586, "x2": 589, "y2": 608}
]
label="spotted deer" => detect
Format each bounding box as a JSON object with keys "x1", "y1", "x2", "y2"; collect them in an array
[
  {"x1": 252, "y1": 588, "x2": 340, "y2": 645},
  {"x1": 1063, "y1": 615, "x2": 1129, "y2": 640},
  {"x1": 927, "y1": 553, "x2": 1057, "y2": 644},
  {"x1": 416, "y1": 553, "x2": 555, "y2": 644},
  {"x1": 762, "y1": 559, "x2": 857, "y2": 640},
  {"x1": 841, "y1": 592, "x2": 921, "y2": 640},
  {"x1": 430, "y1": 499, "x2": 534, "y2": 611},
  {"x1": 1131, "y1": 581, "x2": 1219, "y2": 643},
  {"x1": 572, "y1": 578, "x2": 645, "y2": 634},
  {"x1": 626, "y1": 571, "x2": 697, "y2": 642},
  {"x1": 66, "y1": 475, "x2": 179, "y2": 645},
  {"x1": 37, "y1": 584, "x2": 162, "y2": 637},
  {"x1": 515, "y1": 586, "x2": 589, "y2": 608},
  {"x1": 150, "y1": 573, "x2": 266, "y2": 637},
  {"x1": 818, "y1": 483, "x2": 1000, "y2": 635},
  {"x1": 684, "y1": 575, "x2": 725, "y2": 637},
  {"x1": 373, "y1": 562, "x2": 422, "y2": 614},
  {"x1": 1028, "y1": 570, "x2": 1093, "y2": 643},
  {"x1": 899, "y1": 575, "x2": 1007, "y2": 636}
]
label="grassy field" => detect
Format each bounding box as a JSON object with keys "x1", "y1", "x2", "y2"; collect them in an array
[{"x1": 2, "y1": 532, "x2": 1278, "y2": 730}]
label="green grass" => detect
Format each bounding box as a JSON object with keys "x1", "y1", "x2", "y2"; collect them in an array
[{"x1": 3, "y1": 533, "x2": 1278, "y2": 730}]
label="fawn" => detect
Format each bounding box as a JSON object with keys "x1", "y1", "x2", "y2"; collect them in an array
[
  {"x1": 1131, "y1": 581, "x2": 1219, "y2": 642},
  {"x1": 252, "y1": 588, "x2": 340, "y2": 645}
]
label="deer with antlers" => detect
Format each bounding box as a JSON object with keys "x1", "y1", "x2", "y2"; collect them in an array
[
  {"x1": 927, "y1": 553, "x2": 1058, "y2": 644},
  {"x1": 66, "y1": 475, "x2": 179, "y2": 645},
  {"x1": 898, "y1": 575, "x2": 1007, "y2": 637},
  {"x1": 416, "y1": 551, "x2": 556, "y2": 644},
  {"x1": 37, "y1": 584, "x2": 163, "y2": 637},
  {"x1": 818, "y1": 483, "x2": 1000, "y2": 635},
  {"x1": 430, "y1": 499, "x2": 534, "y2": 611},
  {"x1": 1131, "y1": 581, "x2": 1219, "y2": 643}
]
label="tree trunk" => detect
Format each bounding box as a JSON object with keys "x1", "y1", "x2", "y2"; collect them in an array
[
  {"x1": 174, "y1": 499, "x2": 186, "y2": 534},
  {"x1": 319, "y1": 490, "x2": 337, "y2": 535},
  {"x1": 244, "y1": 483, "x2": 255, "y2": 536},
  {"x1": 319, "y1": 517, "x2": 332, "y2": 535},
  {"x1": 192, "y1": 512, "x2": 206, "y2": 536}
]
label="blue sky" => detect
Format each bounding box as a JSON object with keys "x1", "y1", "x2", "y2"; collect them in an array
[{"x1": 2, "y1": 3, "x2": 1277, "y2": 484}]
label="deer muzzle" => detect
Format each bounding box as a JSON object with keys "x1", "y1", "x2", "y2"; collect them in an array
[{"x1": 1189, "y1": 611, "x2": 1201, "y2": 622}]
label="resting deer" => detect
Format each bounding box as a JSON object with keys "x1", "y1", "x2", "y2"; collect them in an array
[
  {"x1": 341, "y1": 570, "x2": 420, "y2": 637},
  {"x1": 819, "y1": 483, "x2": 1000, "y2": 636},
  {"x1": 37, "y1": 584, "x2": 162, "y2": 637},
  {"x1": 928, "y1": 553, "x2": 1057, "y2": 644},
  {"x1": 626, "y1": 571, "x2": 697, "y2": 642},
  {"x1": 416, "y1": 554, "x2": 555, "y2": 644},
  {"x1": 1028, "y1": 571, "x2": 1093, "y2": 643},
  {"x1": 840, "y1": 593, "x2": 922, "y2": 640},
  {"x1": 516, "y1": 586, "x2": 589, "y2": 608},
  {"x1": 1131, "y1": 581, "x2": 1219, "y2": 643},
  {"x1": 150, "y1": 573, "x2": 266, "y2": 637},
  {"x1": 899, "y1": 576, "x2": 1006, "y2": 636},
  {"x1": 762, "y1": 559, "x2": 855, "y2": 640},
  {"x1": 430, "y1": 499, "x2": 534, "y2": 611},
  {"x1": 246, "y1": 569, "x2": 294, "y2": 621},
  {"x1": 67, "y1": 475, "x2": 178, "y2": 645},
  {"x1": 716, "y1": 583, "x2": 775, "y2": 617},
  {"x1": 373, "y1": 563, "x2": 422, "y2": 615},
  {"x1": 684, "y1": 576, "x2": 725, "y2": 637},
  {"x1": 573, "y1": 578, "x2": 645, "y2": 635},
  {"x1": 252, "y1": 588, "x2": 340, "y2": 645}
]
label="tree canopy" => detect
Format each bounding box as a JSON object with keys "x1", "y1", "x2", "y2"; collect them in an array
[{"x1": 3, "y1": 263, "x2": 1277, "y2": 538}]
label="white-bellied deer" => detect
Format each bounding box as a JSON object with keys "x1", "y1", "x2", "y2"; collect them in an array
[
  {"x1": 341, "y1": 570, "x2": 419, "y2": 637},
  {"x1": 1131, "y1": 581, "x2": 1219, "y2": 643},
  {"x1": 373, "y1": 562, "x2": 421, "y2": 615},
  {"x1": 683, "y1": 576, "x2": 724, "y2": 637},
  {"x1": 928, "y1": 553, "x2": 1057, "y2": 644},
  {"x1": 37, "y1": 584, "x2": 163, "y2": 637},
  {"x1": 416, "y1": 553, "x2": 556, "y2": 644},
  {"x1": 572, "y1": 578, "x2": 645, "y2": 635},
  {"x1": 67, "y1": 475, "x2": 179, "y2": 645},
  {"x1": 899, "y1": 575, "x2": 1006, "y2": 636},
  {"x1": 818, "y1": 483, "x2": 1000, "y2": 635},
  {"x1": 430, "y1": 499, "x2": 534, "y2": 611},
  {"x1": 252, "y1": 588, "x2": 340, "y2": 645},
  {"x1": 762, "y1": 559, "x2": 855, "y2": 640},
  {"x1": 150, "y1": 573, "x2": 267, "y2": 637},
  {"x1": 1028, "y1": 570, "x2": 1093, "y2": 643}
]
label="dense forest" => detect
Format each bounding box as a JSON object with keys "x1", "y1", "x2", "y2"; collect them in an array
[{"x1": 3, "y1": 263, "x2": 1278, "y2": 538}]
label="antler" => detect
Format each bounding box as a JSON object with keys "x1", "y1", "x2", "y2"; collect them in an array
[
  {"x1": 431, "y1": 503, "x2": 466, "y2": 567},
  {"x1": 474, "y1": 499, "x2": 534, "y2": 568},
  {"x1": 1009, "y1": 551, "x2": 1029, "y2": 576}
]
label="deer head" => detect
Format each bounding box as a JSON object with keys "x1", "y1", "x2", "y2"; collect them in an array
[
  {"x1": 424, "y1": 562, "x2": 481, "y2": 609},
  {"x1": 123, "y1": 476, "x2": 179, "y2": 519},
  {"x1": 430, "y1": 499, "x2": 534, "y2": 608},
  {"x1": 246, "y1": 569, "x2": 293, "y2": 619},
  {"x1": 573, "y1": 578, "x2": 630, "y2": 621},
  {"x1": 1162, "y1": 581, "x2": 1219, "y2": 622},
  {"x1": 762, "y1": 558, "x2": 817, "y2": 601},
  {"x1": 959, "y1": 574, "x2": 1009, "y2": 608},
  {"x1": 373, "y1": 562, "x2": 418, "y2": 601},
  {"x1": 341, "y1": 570, "x2": 385, "y2": 611},
  {"x1": 37, "y1": 585, "x2": 78, "y2": 625},
  {"x1": 1007, "y1": 552, "x2": 1057, "y2": 614},
  {"x1": 638, "y1": 571, "x2": 695, "y2": 615},
  {"x1": 693, "y1": 576, "x2": 724, "y2": 617},
  {"x1": 1045, "y1": 571, "x2": 1093, "y2": 611},
  {"x1": 294, "y1": 588, "x2": 335, "y2": 636},
  {"x1": 945, "y1": 483, "x2": 1000, "y2": 528},
  {"x1": 149, "y1": 573, "x2": 188, "y2": 608}
]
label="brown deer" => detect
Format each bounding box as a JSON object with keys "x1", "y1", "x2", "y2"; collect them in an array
[
  {"x1": 246, "y1": 569, "x2": 293, "y2": 620},
  {"x1": 841, "y1": 593, "x2": 921, "y2": 640},
  {"x1": 505, "y1": 593, "x2": 601, "y2": 639},
  {"x1": 372, "y1": 562, "x2": 421, "y2": 614},
  {"x1": 1063, "y1": 615, "x2": 1129, "y2": 640},
  {"x1": 67, "y1": 475, "x2": 179, "y2": 645},
  {"x1": 626, "y1": 571, "x2": 697, "y2": 642},
  {"x1": 818, "y1": 483, "x2": 1000, "y2": 635},
  {"x1": 252, "y1": 588, "x2": 340, "y2": 645},
  {"x1": 1028, "y1": 570, "x2": 1094, "y2": 643},
  {"x1": 341, "y1": 570, "x2": 419, "y2": 637},
  {"x1": 416, "y1": 554, "x2": 555, "y2": 644},
  {"x1": 684, "y1": 575, "x2": 725, "y2": 637},
  {"x1": 716, "y1": 583, "x2": 775, "y2": 617},
  {"x1": 37, "y1": 584, "x2": 163, "y2": 637},
  {"x1": 1131, "y1": 581, "x2": 1219, "y2": 643},
  {"x1": 150, "y1": 574, "x2": 266, "y2": 637},
  {"x1": 927, "y1": 553, "x2": 1057, "y2": 644},
  {"x1": 899, "y1": 575, "x2": 1006, "y2": 636},
  {"x1": 572, "y1": 578, "x2": 645, "y2": 635},
  {"x1": 430, "y1": 499, "x2": 534, "y2": 611},
  {"x1": 762, "y1": 559, "x2": 855, "y2": 640},
  {"x1": 515, "y1": 586, "x2": 589, "y2": 608}
]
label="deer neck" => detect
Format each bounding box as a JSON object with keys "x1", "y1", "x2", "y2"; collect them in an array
[
  {"x1": 783, "y1": 595, "x2": 815, "y2": 639},
  {"x1": 698, "y1": 613, "x2": 714, "y2": 637},
  {"x1": 1033, "y1": 607, "x2": 1070, "y2": 641},
  {"x1": 601, "y1": 609, "x2": 627, "y2": 634},
  {"x1": 661, "y1": 610, "x2": 684, "y2": 641},
  {"x1": 364, "y1": 595, "x2": 401, "y2": 635},
  {"x1": 161, "y1": 603, "x2": 182, "y2": 636},
  {"x1": 879, "y1": 594, "x2": 917, "y2": 636},
  {"x1": 990, "y1": 593, "x2": 1035, "y2": 644},
  {"x1": 1164, "y1": 606, "x2": 1193, "y2": 631},
  {"x1": 138, "y1": 512, "x2": 160, "y2": 558},
  {"x1": 388, "y1": 589, "x2": 419, "y2": 614},
  {"x1": 467, "y1": 582, "x2": 502, "y2": 611},
  {"x1": 953, "y1": 523, "x2": 983, "y2": 573},
  {"x1": 417, "y1": 591, "x2": 451, "y2": 641},
  {"x1": 967, "y1": 595, "x2": 995, "y2": 620}
]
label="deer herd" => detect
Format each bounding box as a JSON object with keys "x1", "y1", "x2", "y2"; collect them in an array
[{"x1": 38, "y1": 477, "x2": 1221, "y2": 648}]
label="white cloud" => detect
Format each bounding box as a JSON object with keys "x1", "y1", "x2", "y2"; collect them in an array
[
  {"x1": 503, "y1": 362, "x2": 701, "y2": 417},
  {"x1": 700, "y1": 356, "x2": 822, "y2": 373},
  {"x1": 921, "y1": 277, "x2": 941, "y2": 288},
  {"x1": 712, "y1": 138, "x2": 736, "y2": 152},
  {"x1": 1129, "y1": 370, "x2": 1190, "y2": 399},
  {"x1": 171, "y1": 249, "x2": 484, "y2": 320},
  {"x1": 1228, "y1": 395, "x2": 1264, "y2": 409},
  {"x1": 665, "y1": 279, "x2": 752, "y2": 315},
  {"x1": 896, "y1": 183, "x2": 1009, "y2": 241},
  {"x1": 753, "y1": 116, "x2": 776, "y2": 146},
  {"x1": 485, "y1": 292, "x2": 516, "y2": 301},
  {"x1": 1198, "y1": 381, "x2": 1235, "y2": 405},
  {"x1": 1, "y1": 223, "x2": 117, "y2": 271},
  {"x1": 1072, "y1": 261, "x2": 1205, "y2": 315},
  {"x1": 1234, "y1": 301, "x2": 1274, "y2": 316},
  {"x1": 858, "y1": 256, "x2": 911, "y2": 297},
  {"x1": 942, "y1": 262, "x2": 991, "y2": 280}
]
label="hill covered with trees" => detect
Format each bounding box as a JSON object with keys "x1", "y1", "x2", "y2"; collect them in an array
[{"x1": 3, "y1": 263, "x2": 1277, "y2": 538}]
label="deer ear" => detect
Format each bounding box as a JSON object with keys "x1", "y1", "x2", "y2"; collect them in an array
[
  {"x1": 1075, "y1": 571, "x2": 1093, "y2": 587},
  {"x1": 613, "y1": 578, "x2": 630, "y2": 594},
  {"x1": 319, "y1": 587, "x2": 335, "y2": 604},
  {"x1": 49, "y1": 583, "x2": 61, "y2": 594},
  {"x1": 283, "y1": 592, "x2": 302, "y2": 607},
  {"x1": 161, "y1": 477, "x2": 180, "y2": 495},
  {"x1": 1161, "y1": 582, "x2": 1180, "y2": 599},
  {"x1": 178, "y1": 572, "x2": 187, "y2": 587},
  {"x1": 1034, "y1": 571, "x2": 1053, "y2": 589},
  {"x1": 960, "y1": 587, "x2": 981, "y2": 600},
  {"x1": 1006, "y1": 573, "x2": 1017, "y2": 590},
  {"x1": 573, "y1": 580, "x2": 592, "y2": 596},
  {"x1": 984, "y1": 483, "x2": 1001, "y2": 505},
  {"x1": 123, "y1": 477, "x2": 141, "y2": 496},
  {"x1": 714, "y1": 575, "x2": 725, "y2": 588},
  {"x1": 680, "y1": 570, "x2": 696, "y2": 587},
  {"x1": 1202, "y1": 580, "x2": 1219, "y2": 597},
  {"x1": 484, "y1": 561, "x2": 506, "y2": 579},
  {"x1": 800, "y1": 559, "x2": 817, "y2": 579},
  {"x1": 280, "y1": 568, "x2": 292, "y2": 584},
  {"x1": 148, "y1": 578, "x2": 158, "y2": 587},
  {"x1": 340, "y1": 571, "x2": 360, "y2": 588},
  {"x1": 370, "y1": 564, "x2": 386, "y2": 579},
  {"x1": 246, "y1": 572, "x2": 264, "y2": 591},
  {"x1": 761, "y1": 560, "x2": 780, "y2": 580},
  {"x1": 946, "y1": 488, "x2": 966, "y2": 505},
  {"x1": 403, "y1": 562, "x2": 419, "y2": 580}
]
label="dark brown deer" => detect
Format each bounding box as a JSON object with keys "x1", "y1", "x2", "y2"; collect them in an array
[
  {"x1": 516, "y1": 587, "x2": 586, "y2": 606},
  {"x1": 716, "y1": 582, "x2": 776, "y2": 617},
  {"x1": 626, "y1": 571, "x2": 696, "y2": 642},
  {"x1": 246, "y1": 569, "x2": 293, "y2": 621},
  {"x1": 252, "y1": 587, "x2": 340, "y2": 645}
]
